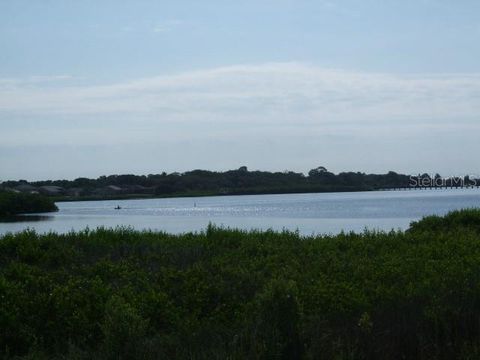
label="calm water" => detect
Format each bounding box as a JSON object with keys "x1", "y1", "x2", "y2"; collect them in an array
[{"x1": 1, "y1": 189, "x2": 480, "y2": 236}]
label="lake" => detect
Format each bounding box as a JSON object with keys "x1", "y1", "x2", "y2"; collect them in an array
[{"x1": 1, "y1": 188, "x2": 480, "y2": 236}]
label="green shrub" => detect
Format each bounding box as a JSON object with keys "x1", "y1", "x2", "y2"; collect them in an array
[
  {"x1": 0, "y1": 191, "x2": 58, "y2": 217},
  {"x1": 100, "y1": 296, "x2": 148, "y2": 360},
  {"x1": 409, "y1": 208, "x2": 480, "y2": 234},
  {"x1": 1, "y1": 209, "x2": 480, "y2": 359},
  {"x1": 252, "y1": 279, "x2": 304, "y2": 359}
]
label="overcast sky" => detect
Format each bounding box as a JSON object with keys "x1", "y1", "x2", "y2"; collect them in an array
[{"x1": 1, "y1": 0, "x2": 480, "y2": 180}]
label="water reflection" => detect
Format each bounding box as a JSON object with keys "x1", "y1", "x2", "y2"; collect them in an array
[{"x1": 0, "y1": 215, "x2": 54, "y2": 223}]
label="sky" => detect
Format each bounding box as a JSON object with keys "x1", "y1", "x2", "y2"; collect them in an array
[{"x1": 1, "y1": 0, "x2": 480, "y2": 180}]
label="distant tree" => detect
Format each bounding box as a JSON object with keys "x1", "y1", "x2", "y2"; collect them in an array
[{"x1": 308, "y1": 166, "x2": 328, "y2": 177}]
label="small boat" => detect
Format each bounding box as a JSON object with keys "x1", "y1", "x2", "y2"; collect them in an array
[{"x1": 115, "y1": 205, "x2": 122, "y2": 210}]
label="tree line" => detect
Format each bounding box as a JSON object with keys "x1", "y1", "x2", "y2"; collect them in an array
[{"x1": 1, "y1": 167, "x2": 446, "y2": 199}]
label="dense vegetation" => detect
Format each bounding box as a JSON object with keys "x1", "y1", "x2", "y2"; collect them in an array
[
  {"x1": 2, "y1": 209, "x2": 480, "y2": 359},
  {"x1": 0, "y1": 191, "x2": 58, "y2": 217},
  {"x1": 3, "y1": 167, "x2": 468, "y2": 201}
]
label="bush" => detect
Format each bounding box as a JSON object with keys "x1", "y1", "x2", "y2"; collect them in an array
[
  {"x1": 0, "y1": 191, "x2": 58, "y2": 217},
  {"x1": 1, "y1": 209, "x2": 480, "y2": 359},
  {"x1": 409, "y1": 208, "x2": 480, "y2": 233},
  {"x1": 101, "y1": 296, "x2": 148, "y2": 360}
]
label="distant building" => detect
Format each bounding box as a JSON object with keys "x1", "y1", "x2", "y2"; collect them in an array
[
  {"x1": 3, "y1": 187, "x2": 20, "y2": 193},
  {"x1": 14, "y1": 184, "x2": 39, "y2": 194},
  {"x1": 95, "y1": 185, "x2": 124, "y2": 196},
  {"x1": 106, "y1": 185, "x2": 123, "y2": 192},
  {"x1": 122, "y1": 185, "x2": 154, "y2": 194},
  {"x1": 66, "y1": 188, "x2": 83, "y2": 197},
  {"x1": 38, "y1": 186, "x2": 65, "y2": 196}
]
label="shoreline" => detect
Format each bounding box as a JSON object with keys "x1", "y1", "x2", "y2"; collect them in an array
[{"x1": 52, "y1": 185, "x2": 479, "y2": 203}]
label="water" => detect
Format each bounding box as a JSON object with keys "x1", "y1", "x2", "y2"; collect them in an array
[{"x1": 1, "y1": 189, "x2": 480, "y2": 236}]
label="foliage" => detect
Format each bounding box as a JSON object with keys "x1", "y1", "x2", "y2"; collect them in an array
[
  {"x1": 0, "y1": 191, "x2": 58, "y2": 217},
  {"x1": 1, "y1": 210, "x2": 480, "y2": 358},
  {"x1": 409, "y1": 208, "x2": 480, "y2": 234},
  {"x1": 1, "y1": 167, "x2": 416, "y2": 200}
]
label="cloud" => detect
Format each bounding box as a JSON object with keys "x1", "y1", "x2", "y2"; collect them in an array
[
  {"x1": 1, "y1": 62, "x2": 480, "y2": 150},
  {"x1": 0, "y1": 75, "x2": 73, "y2": 88},
  {"x1": 1, "y1": 63, "x2": 479, "y2": 178},
  {"x1": 0, "y1": 63, "x2": 479, "y2": 122}
]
